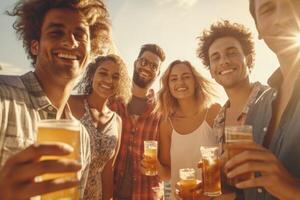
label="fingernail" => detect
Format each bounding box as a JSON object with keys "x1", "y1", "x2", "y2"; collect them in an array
[{"x1": 62, "y1": 144, "x2": 74, "y2": 152}]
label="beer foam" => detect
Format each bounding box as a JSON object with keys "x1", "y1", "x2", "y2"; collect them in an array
[{"x1": 38, "y1": 119, "x2": 80, "y2": 131}]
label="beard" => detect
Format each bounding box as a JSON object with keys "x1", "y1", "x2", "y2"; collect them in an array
[{"x1": 133, "y1": 70, "x2": 155, "y2": 88}]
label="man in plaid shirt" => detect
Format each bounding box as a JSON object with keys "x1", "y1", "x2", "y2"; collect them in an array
[{"x1": 110, "y1": 44, "x2": 165, "y2": 200}]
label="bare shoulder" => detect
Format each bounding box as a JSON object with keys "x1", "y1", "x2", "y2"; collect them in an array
[
  {"x1": 206, "y1": 103, "x2": 221, "y2": 127},
  {"x1": 159, "y1": 118, "x2": 173, "y2": 138}
]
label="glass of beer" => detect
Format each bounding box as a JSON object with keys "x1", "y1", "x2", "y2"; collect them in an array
[
  {"x1": 36, "y1": 119, "x2": 80, "y2": 200},
  {"x1": 177, "y1": 168, "x2": 198, "y2": 200},
  {"x1": 200, "y1": 146, "x2": 222, "y2": 197},
  {"x1": 225, "y1": 125, "x2": 254, "y2": 186},
  {"x1": 143, "y1": 140, "x2": 158, "y2": 176}
]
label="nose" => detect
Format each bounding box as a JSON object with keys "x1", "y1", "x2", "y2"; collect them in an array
[
  {"x1": 104, "y1": 75, "x2": 113, "y2": 83},
  {"x1": 219, "y1": 55, "x2": 230, "y2": 67},
  {"x1": 62, "y1": 33, "x2": 79, "y2": 49}
]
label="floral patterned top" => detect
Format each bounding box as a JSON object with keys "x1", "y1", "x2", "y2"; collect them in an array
[{"x1": 81, "y1": 99, "x2": 120, "y2": 200}]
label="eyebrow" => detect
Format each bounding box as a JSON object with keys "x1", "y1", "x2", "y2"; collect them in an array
[
  {"x1": 257, "y1": 1, "x2": 273, "y2": 14},
  {"x1": 45, "y1": 23, "x2": 88, "y2": 33},
  {"x1": 45, "y1": 23, "x2": 64, "y2": 30},
  {"x1": 210, "y1": 46, "x2": 239, "y2": 57},
  {"x1": 226, "y1": 47, "x2": 239, "y2": 52},
  {"x1": 170, "y1": 72, "x2": 191, "y2": 77}
]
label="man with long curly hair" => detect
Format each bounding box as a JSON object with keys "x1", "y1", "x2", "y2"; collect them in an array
[{"x1": 0, "y1": 0, "x2": 110, "y2": 199}]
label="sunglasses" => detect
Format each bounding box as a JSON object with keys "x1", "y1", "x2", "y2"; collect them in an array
[{"x1": 138, "y1": 57, "x2": 159, "y2": 71}]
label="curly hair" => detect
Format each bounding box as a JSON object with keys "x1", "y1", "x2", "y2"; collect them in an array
[
  {"x1": 76, "y1": 54, "x2": 132, "y2": 103},
  {"x1": 156, "y1": 60, "x2": 216, "y2": 120},
  {"x1": 138, "y1": 43, "x2": 166, "y2": 62},
  {"x1": 7, "y1": 0, "x2": 111, "y2": 65},
  {"x1": 197, "y1": 20, "x2": 255, "y2": 70}
]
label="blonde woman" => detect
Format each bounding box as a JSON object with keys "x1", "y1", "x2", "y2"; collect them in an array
[
  {"x1": 157, "y1": 60, "x2": 221, "y2": 199},
  {"x1": 69, "y1": 54, "x2": 131, "y2": 200}
]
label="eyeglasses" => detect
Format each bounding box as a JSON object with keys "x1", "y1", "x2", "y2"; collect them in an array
[{"x1": 138, "y1": 57, "x2": 159, "y2": 71}]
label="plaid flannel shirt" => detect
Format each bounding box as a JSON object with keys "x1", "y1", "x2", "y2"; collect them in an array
[
  {"x1": 0, "y1": 72, "x2": 90, "y2": 199},
  {"x1": 109, "y1": 91, "x2": 161, "y2": 200}
]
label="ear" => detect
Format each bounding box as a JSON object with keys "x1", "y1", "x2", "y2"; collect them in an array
[{"x1": 30, "y1": 40, "x2": 39, "y2": 55}]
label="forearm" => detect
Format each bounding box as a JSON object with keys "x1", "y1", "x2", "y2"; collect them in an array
[{"x1": 158, "y1": 161, "x2": 170, "y2": 180}]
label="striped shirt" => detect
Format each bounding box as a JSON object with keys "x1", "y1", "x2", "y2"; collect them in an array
[
  {"x1": 0, "y1": 72, "x2": 90, "y2": 199},
  {"x1": 109, "y1": 91, "x2": 161, "y2": 200}
]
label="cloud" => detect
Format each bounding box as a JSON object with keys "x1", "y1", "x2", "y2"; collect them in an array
[
  {"x1": 155, "y1": 0, "x2": 198, "y2": 8},
  {"x1": 0, "y1": 62, "x2": 30, "y2": 75}
]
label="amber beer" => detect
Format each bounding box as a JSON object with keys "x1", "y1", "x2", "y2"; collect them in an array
[
  {"x1": 200, "y1": 146, "x2": 222, "y2": 197},
  {"x1": 37, "y1": 119, "x2": 80, "y2": 200},
  {"x1": 143, "y1": 140, "x2": 158, "y2": 176},
  {"x1": 178, "y1": 168, "x2": 198, "y2": 200},
  {"x1": 225, "y1": 125, "x2": 254, "y2": 186}
]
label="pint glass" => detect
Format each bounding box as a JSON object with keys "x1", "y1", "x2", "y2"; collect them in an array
[
  {"x1": 177, "y1": 168, "x2": 198, "y2": 200},
  {"x1": 143, "y1": 140, "x2": 158, "y2": 176},
  {"x1": 225, "y1": 125, "x2": 254, "y2": 186},
  {"x1": 37, "y1": 119, "x2": 80, "y2": 200},
  {"x1": 200, "y1": 146, "x2": 222, "y2": 197}
]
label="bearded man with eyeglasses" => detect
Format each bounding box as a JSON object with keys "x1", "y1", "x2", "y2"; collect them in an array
[{"x1": 109, "y1": 44, "x2": 166, "y2": 200}]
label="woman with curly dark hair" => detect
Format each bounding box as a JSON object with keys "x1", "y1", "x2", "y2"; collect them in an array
[{"x1": 69, "y1": 54, "x2": 131, "y2": 200}]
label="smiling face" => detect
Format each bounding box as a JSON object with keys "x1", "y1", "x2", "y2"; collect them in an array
[
  {"x1": 168, "y1": 63, "x2": 196, "y2": 100},
  {"x1": 208, "y1": 36, "x2": 250, "y2": 89},
  {"x1": 254, "y1": 0, "x2": 300, "y2": 55},
  {"x1": 133, "y1": 51, "x2": 161, "y2": 88},
  {"x1": 31, "y1": 8, "x2": 91, "y2": 84},
  {"x1": 91, "y1": 60, "x2": 120, "y2": 99}
]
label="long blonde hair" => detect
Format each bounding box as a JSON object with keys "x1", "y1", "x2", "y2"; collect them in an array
[{"x1": 156, "y1": 60, "x2": 216, "y2": 120}]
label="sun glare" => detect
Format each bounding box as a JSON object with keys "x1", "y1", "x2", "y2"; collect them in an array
[{"x1": 296, "y1": 34, "x2": 300, "y2": 44}]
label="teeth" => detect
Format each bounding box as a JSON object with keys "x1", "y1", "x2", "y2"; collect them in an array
[
  {"x1": 140, "y1": 71, "x2": 150, "y2": 78},
  {"x1": 57, "y1": 53, "x2": 77, "y2": 60},
  {"x1": 101, "y1": 84, "x2": 111, "y2": 89},
  {"x1": 176, "y1": 87, "x2": 187, "y2": 92},
  {"x1": 220, "y1": 69, "x2": 235, "y2": 75}
]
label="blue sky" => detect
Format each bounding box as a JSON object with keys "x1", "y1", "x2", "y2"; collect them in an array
[{"x1": 0, "y1": 0, "x2": 279, "y2": 98}]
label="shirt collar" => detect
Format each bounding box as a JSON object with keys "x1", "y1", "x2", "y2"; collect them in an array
[
  {"x1": 20, "y1": 71, "x2": 52, "y2": 110},
  {"x1": 267, "y1": 68, "x2": 283, "y2": 90}
]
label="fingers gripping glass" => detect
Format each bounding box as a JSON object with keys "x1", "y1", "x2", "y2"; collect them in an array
[{"x1": 138, "y1": 57, "x2": 159, "y2": 71}]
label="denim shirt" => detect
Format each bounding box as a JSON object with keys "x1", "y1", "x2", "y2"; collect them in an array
[{"x1": 244, "y1": 68, "x2": 300, "y2": 200}]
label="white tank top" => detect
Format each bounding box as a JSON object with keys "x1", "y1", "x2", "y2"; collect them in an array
[{"x1": 170, "y1": 116, "x2": 217, "y2": 199}]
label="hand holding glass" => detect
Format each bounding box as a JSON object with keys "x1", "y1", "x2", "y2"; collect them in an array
[
  {"x1": 225, "y1": 125, "x2": 254, "y2": 186},
  {"x1": 200, "y1": 146, "x2": 222, "y2": 197},
  {"x1": 177, "y1": 168, "x2": 199, "y2": 200},
  {"x1": 37, "y1": 119, "x2": 80, "y2": 200}
]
